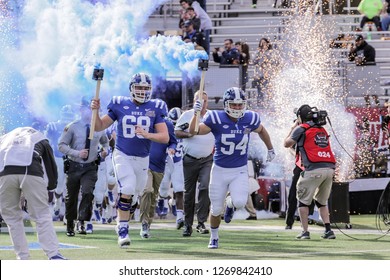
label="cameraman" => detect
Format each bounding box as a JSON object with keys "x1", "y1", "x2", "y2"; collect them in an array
[
  {"x1": 348, "y1": 35, "x2": 376, "y2": 65},
  {"x1": 284, "y1": 105, "x2": 336, "y2": 240}
]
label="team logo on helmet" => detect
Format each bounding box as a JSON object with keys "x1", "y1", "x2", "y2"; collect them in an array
[
  {"x1": 168, "y1": 107, "x2": 182, "y2": 124},
  {"x1": 129, "y1": 73, "x2": 152, "y2": 103},
  {"x1": 223, "y1": 87, "x2": 246, "y2": 119}
]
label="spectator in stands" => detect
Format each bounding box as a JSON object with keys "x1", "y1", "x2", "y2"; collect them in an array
[
  {"x1": 381, "y1": 0, "x2": 390, "y2": 31},
  {"x1": 252, "y1": 38, "x2": 274, "y2": 103},
  {"x1": 186, "y1": 7, "x2": 201, "y2": 31},
  {"x1": 348, "y1": 35, "x2": 376, "y2": 65},
  {"x1": 180, "y1": 0, "x2": 212, "y2": 55},
  {"x1": 251, "y1": 0, "x2": 257, "y2": 8},
  {"x1": 212, "y1": 38, "x2": 240, "y2": 65},
  {"x1": 235, "y1": 41, "x2": 250, "y2": 91},
  {"x1": 357, "y1": 0, "x2": 383, "y2": 31},
  {"x1": 182, "y1": 20, "x2": 206, "y2": 51}
]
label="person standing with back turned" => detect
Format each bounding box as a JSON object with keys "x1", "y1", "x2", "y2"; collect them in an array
[{"x1": 0, "y1": 127, "x2": 66, "y2": 260}]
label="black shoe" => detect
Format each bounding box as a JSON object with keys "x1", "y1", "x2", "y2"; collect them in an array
[
  {"x1": 196, "y1": 222, "x2": 209, "y2": 234},
  {"x1": 66, "y1": 220, "x2": 75, "y2": 237},
  {"x1": 246, "y1": 216, "x2": 257, "y2": 220},
  {"x1": 182, "y1": 224, "x2": 193, "y2": 237},
  {"x1": 77, "y1": 221, "x2": 86, "y2": 235},
  {"x1": 285, "y1": 225, "x2": 292, "y2": 230}
]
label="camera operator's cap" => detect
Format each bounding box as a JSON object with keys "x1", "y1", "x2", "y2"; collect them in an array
[
  {"x1": 296, "y1": 104, "x2": 312, "y2": 121},
  {"x1": 355, "y1": 35, "x2": 364, "y2": 42},
  {"x1": 183, "y1": 20, "x2": 193, "y2": 27}
]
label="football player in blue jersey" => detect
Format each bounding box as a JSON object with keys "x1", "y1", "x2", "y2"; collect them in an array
[
  {"x1": 189, "y1": 87, "x2": 275, "y2": 249},
  {"x1": 158, "y1": 107, "x2": 186, "y2": 229},
  {"x1": 90, "y1": 73, "x2": 169, "y2": 248},
  {"x1": 139, "y1": 115, "x2": 177, "y2": 239}
]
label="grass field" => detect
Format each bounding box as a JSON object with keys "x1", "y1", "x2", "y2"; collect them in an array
[{"x1": 1, "y1": 214, "x2": 390, "y2": 260}]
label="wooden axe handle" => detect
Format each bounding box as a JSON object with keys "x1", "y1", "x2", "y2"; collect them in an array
[
  {"x1": 194, "y1": 70, "x2": 206, "y2": 133},
  {"x1": 89, "y1": 79, "x2": 102, "y2": 139}
]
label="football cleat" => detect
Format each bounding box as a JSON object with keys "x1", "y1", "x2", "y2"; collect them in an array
[
  {"x1": 296, "y1": 231, "x2": 311, "y2": 239},
  {"x1": 196, "y1": 222, "x2": 209, "y2": 234},
  {"x1": 208, "y1": 238, "x2": 219, "y2": 249},
  {"x1": 176, "y1": 218, "x2": 184, "y2": 230},
  {"x1": 140, "y1": 222, "x2": 150, "y2": 239},
  {"x1": 77, "y1": 221, "x2": 86, "y2": 235},
  {"x1": 118, "y1": 226, "x2": 131, "y2": 248},
  {"x1": 93, "y1": 209, "x2": 101, "y2": 222},
  {"x1": 171, "y1": 204, "x2": 177, "y2": 216},
  {"x1": 86, "y1": 223, "x2": 93, "y2": 234},
  {"x1": 49, "y1": 253, "x2": 68, "y2": 260},
  {"x1": 107, "y1": 191, "x2": 116, "y2": 207},
  {"x1": 157, "y1": 199, "x2": 164, "y2": 216},
  {"x1": 321, "y1": 230, "x2": 336, "y2": 239},
  {"x1": 224, "y1": 206, "x2": 234, "y2": 223}
]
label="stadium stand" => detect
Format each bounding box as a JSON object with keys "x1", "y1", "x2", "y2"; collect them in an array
[{"x1": 146, "y1": 0, "x2": 390, "y2": 107}]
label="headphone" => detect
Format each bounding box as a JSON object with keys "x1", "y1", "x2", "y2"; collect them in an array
[{"x1": 296, "y1": 104, "x2": 313, "y2": 121}]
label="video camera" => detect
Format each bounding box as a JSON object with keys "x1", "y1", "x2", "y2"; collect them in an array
[{"x1": 311, "y1": 107, "x2": 328, "y2": 126}]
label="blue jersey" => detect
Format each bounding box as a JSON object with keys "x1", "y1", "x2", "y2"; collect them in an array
[
  {"x1": 107, "y1": 96, "x2": 167, "y2": 157},
  {"x1": 173, "y1": 140, "x2": 184, "y2": 163},
  {"x1": 203, "y1": 110, "x2": 261, "y2": 168},
  {"x1": 149, "y1": 119, "x2": 177, "y2": 173}
]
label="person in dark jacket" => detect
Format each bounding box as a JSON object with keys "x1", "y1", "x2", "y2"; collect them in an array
[
  {"x1": 348, "y1": 35, "x2": 376, "y2": 65},
  {"x1": 0, "y1": 127, "x2": 66, "y2": 260}
]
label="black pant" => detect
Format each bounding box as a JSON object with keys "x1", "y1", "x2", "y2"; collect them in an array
[
  {"x1": 183, "y1": 154, "x2": 212, "y2": 226},
  {"x1": 65, "y1": 161, "x2": 98, "y2": 222},
  {"x1": 360, "y1": 16, "x2": 381, "y2": 30},
  {"x1": 285, "y1": 165, "x2": 302, "y2": 227}
]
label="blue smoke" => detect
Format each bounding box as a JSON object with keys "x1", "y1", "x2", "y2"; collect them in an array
[{"x1": 0, "y1": 0, "x2": 207, "y2": 132}]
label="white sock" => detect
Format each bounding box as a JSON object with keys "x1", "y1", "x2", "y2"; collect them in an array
[
  {"x1": 210, "y1": 227, "x2": 219, "y2": 240},
  {"x1": 176, "y1": 210, "x2": 183, "y2": 221},
  {"x1": 226, "y1": 195, "x2": 234, "y2": 208}
]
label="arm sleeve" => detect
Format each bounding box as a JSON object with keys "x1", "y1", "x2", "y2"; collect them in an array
[
  {"x1": 212, "y1": 51, "x2": 221, "y2": 63},
  {"x1": 167, "y1": 122, "x2": 178, "y2": 150},
  {"x1": 58, "y1": 125, "x2": 79, "y2": 158},
  {"x1": 41, "y1": 140, "x2": 58, "y2": 190}
]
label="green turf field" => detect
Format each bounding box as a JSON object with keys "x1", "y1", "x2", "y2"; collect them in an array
[{"x1": 1, "y1": 215, "x2": 390, "y2": 260}]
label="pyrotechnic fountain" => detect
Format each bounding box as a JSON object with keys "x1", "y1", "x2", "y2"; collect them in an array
[{"x1": 250, "y1": 7, "x2": 357, "y2": 182}]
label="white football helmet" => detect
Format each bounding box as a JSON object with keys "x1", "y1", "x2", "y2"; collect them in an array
[
  {"x1": 223, "y1": 87, "x2": 247, "y2": 119},
  {"x1": 167, "y1": 107, "x2": 182, "y2": 125},
  {"x1": 129, "y1": 73, "x2": 152, "y2": 103}
]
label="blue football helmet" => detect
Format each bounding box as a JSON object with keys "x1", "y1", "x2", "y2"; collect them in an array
[
  {"x1": 167, "y1": 107, "x2": 182, "y2": 124},
  {"x1": 129, "y1": 73, "x2": 152, "y2": 103},
  {"x1": 223, "y1": 87, "x2": 246, "y2": 119}
]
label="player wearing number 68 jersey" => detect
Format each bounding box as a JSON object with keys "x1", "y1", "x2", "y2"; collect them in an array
[
  {"x1": 189, "y1": 87, "x2": 275, "y2": 249},
  {"x1": 91, "y1": 73, "x2": 169, "y2": 248}
]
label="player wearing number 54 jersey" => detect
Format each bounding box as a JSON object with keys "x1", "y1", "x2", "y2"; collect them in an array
[
  {"x1": 91, "y1": 73, "x2": 169, "y2": 248},
  {"x1": 189, "y1": 87, "x2": 275, "y2": 249}
]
